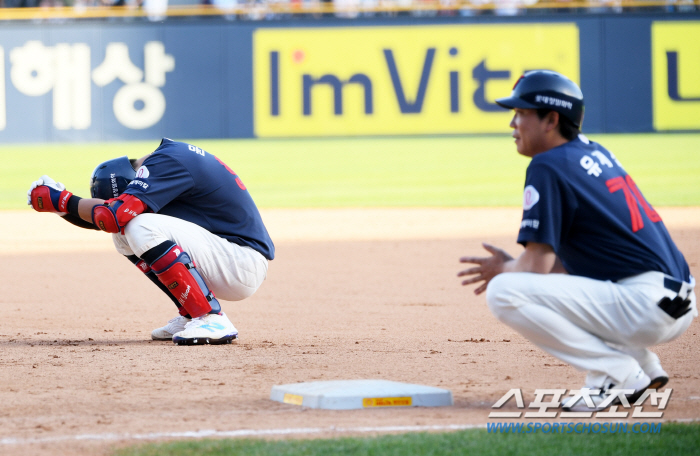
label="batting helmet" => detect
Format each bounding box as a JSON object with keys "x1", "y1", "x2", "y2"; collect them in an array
[
  {"x1": 89, "y1": 156, "x2": 136, "y2": 200},
  {"x1": 495, "y1": 70, "x2": 585, "y2": 128}
]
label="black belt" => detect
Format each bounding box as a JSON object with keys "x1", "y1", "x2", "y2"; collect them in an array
[{"x1": 659, "y1": 277, "x2": 692, "y2": 319}]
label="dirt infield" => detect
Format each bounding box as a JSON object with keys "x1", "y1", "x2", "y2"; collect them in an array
[{"x1": 1, "y1": 208, "x2": 699, "y2": 456}]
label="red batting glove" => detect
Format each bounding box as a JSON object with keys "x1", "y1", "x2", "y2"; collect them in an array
[{"x1": 28, "y1": 176, "x2": 72, "y2": 214}]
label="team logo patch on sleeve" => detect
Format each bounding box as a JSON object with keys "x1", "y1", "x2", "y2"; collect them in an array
[
  {"x1": 523, "y1": 185, "x2": 540, "y2": 211},
  {"x1": 136, "y1": 165, "x2": 150, "y2": 178}
]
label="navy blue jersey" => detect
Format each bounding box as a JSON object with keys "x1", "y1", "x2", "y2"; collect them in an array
[
  {"x1": 517, "y1": 135, "x2": 688, "y2": 282},
  {"x1": 123, "y1": 138, "x2": 275, "y2": 260}
]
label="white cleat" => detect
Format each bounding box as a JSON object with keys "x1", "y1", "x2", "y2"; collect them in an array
[
  {"x1": 646, "y1": 366, "x2": 669, "y2": 390},
  {"x1": 561, "y1": 388, "x2": 608, "y2": 413},
  {"x1": 172, "y1": 312, "x2": 238, "y2": 346},
  {"x1": 151, "y1": 315, "x2": 190, "y2": 341},
  {"x1": 562, "y1": 368, "x2": 651, "y2": 413},
  {"x1": 611, "y1": 368, "x2": 653, "y2": 406}
]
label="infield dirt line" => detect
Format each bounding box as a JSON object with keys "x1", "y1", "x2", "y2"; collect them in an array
[{"x1": 2, "y1": 207, "x2": 698, "y2": 253}]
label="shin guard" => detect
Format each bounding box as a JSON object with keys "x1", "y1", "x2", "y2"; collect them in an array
[
  {"x1": 126, "y1": 255, "x2": 190, "y2": 317},
  {"x1": 149, "y1": 245, "x2": 221, "y2": 319}
]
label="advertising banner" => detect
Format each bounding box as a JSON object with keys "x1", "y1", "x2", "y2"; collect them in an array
[
  {"x1": 652, "y1": 21, "x2": 700, "y2": 131},
  {"x1": 0, "y1": 16, "x2": 696, "y2": 143},
  {"x1": 0, "y1": 25, "x2": 252, "y2": 143},
  {"x1": 253, "y1": 24, "x2": 580, "y2": 137}
]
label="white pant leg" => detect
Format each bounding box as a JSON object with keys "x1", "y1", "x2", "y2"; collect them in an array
[
  {"x1": 112, "y1": 213, "x2": 268, "y2": 302},
  {"x1": 486, "y1": 271, "x2": 696, "y2": 387},
  {"x1": 609, "y1": 345, "x2": 661, "y2": 375}
]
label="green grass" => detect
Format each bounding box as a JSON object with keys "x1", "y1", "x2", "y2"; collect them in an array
[
  {"x1": 2, "y1": 133, "x2": 699, "y2": 210},
  {"x1": 113, "y1": 423, "x2": 700, "y2": 456}
]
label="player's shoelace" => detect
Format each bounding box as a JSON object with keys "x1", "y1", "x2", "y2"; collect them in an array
[
  {"x1": 166, "y1": 316, "x2": 185, "y2": 325},
  {"x1": 183, "y1": 314, "x2": 219, "y2": 329},
  {"x1": 184, "y1": 317, "x2": 205, "y2": 329}
]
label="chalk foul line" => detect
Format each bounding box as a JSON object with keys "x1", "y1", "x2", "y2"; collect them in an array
[
  {"x1": 0, "y1": 423, "x2": 485, "y2": 446},
  {"x1": 3, "y1": 419, "x2": 699, "y2": 446}
]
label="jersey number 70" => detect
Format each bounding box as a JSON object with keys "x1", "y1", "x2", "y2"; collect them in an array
[{"x1": 606, "y1": 175, "x2": 661, "y2": 232}]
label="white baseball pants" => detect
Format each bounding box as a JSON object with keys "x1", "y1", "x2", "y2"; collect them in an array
[
  {"x1": 486, "y1": 271, "x2": 696, "y2": 388},
  {"x1": 112, "y1": 213, "x2": 268, "y2": 302}
]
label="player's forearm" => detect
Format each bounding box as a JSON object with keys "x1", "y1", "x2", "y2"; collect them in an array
[
  {"x1": 506, "y1": 243, "x2": 557, "y2": 274},
  {"x1": 550, "y1": 256, "x2": 568, "y2": 274},
  {"x1": 61, "y1": 213, "x2": 100, "y2": 230},
  {"x1": 78, "y1": 197, "x2": 106, "y2": 223}
]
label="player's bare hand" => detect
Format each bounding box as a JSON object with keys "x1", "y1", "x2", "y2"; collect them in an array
[{"x1": 458, "y1": 243, "x2": 514, "y2": 295}]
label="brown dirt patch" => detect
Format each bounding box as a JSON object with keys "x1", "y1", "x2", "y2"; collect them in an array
[{"x1": 1, "y1": 208, "x2": 699, "y2": 456}]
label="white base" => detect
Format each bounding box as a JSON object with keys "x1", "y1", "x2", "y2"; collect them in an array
[{"x1": 270, "y1": 379, "x2": 453, "y2": 410}]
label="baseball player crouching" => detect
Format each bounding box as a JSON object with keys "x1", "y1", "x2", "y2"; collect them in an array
[
  {"x1": 28, "y1": 138, "x2": 274, "y2": 345},
  {"x1": 458, "y1": 71, "x2": 696, "y2": 412}
]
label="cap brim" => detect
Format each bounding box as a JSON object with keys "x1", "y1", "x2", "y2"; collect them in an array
[{"x1": 495, "y1": 96, "x2": 539, "y2": 110}]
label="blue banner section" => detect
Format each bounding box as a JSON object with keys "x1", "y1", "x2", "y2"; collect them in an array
[
  {"x1": 0, "y1": 22, "x2": 253, "y2": 143},
  {"x1": 603, "y1": 17, "x2": 654, "y2": 133},
  {"x1": 0, "y1": 15, "x2": 698, "y2": 143}
]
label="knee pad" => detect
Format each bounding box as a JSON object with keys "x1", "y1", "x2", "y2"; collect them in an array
[{"x1": 148, "y1": 245, "x2": 221, "y2": 319}]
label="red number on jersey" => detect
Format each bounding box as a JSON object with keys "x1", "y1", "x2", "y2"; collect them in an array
[
  {"x1": 625, "y1": 175, "x2": 661, "y2": 223},
  {"x1": 606, "y1": 175, "x2": 661, "y2": 232},
  {"x1": 215, "y1": 156, "x2": 246, "y2": 190}
]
